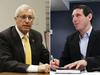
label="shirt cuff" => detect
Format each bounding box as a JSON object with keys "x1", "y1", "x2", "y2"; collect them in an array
[{"x1": 26, "y1": 65, "x2": 38, "y2": 72}]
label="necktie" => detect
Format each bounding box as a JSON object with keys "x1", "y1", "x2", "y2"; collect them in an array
[{"x1": 23, "y1": 35, "x2": 32, "y2": 65}]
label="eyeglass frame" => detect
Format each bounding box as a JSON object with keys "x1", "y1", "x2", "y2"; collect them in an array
[{"x1": 17, "y1": 15, "x2": 35, "y2": 20}]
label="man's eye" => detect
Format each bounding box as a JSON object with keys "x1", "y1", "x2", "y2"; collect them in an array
[
  {"x1": 72, "y1": 15, "x2": 74, "y2": 18},
  {"x1": 29, "y1": 17, "x2": 32, "y2": 19},
  {"x1": 77, "y1": 14, "x2": 80, "y2": 17},
  {"x1": 22, "y1": 16, "x2": 26, "y2": 19}
]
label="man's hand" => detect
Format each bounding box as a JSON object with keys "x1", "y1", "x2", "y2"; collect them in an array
[
  {"x1": 38, "y1": 64, "x2": 50, "y2": 73},
  {"x1": 50, "y1": 59, "x2": 59, "y2": 70},
  {"x1": 64, "y1": 59, "x2": 87, "y2": 70}
]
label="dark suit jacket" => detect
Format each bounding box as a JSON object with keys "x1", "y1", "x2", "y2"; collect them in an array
[
  {"x1": 0, "y1": 26, "x2": 49, "y2": 73},
  {"x1": 59, "y1": 28, "x2": 100, "y2": 72}
]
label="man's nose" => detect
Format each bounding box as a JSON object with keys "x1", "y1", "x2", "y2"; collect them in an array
[
  {"x1": 24, "y1": 17, "x2": 30, "y2": 24},
  {"x1": 25, "y1": 17, "x2": 30, "y2": 23},
  {"x1": 73, "y1": 17, "x2": 77, "y2": 22},
  {"x1": 25, "y1": 17, "x2": 29, "y2": 21}
]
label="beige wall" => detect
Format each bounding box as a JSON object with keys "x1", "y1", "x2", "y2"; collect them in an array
[{"x1": 0, "y1": 0, "x2": 46, "y2": 46}]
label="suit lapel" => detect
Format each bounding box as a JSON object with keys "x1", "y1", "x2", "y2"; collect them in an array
[
  {"x1": 11, "y1": 27, "x2": 25, "y2": 62},
  {"x1": 74, "y1": 32, "x2": 81, "y2": 60},
  {"x1": 29, "y1": 30, "x2": 36, "y2": 60},
  {"x1": 70, "y1": 32, "x2": 81, "y2": 60},
  {"x1": 86, "y1": 29, "x2": 97, "y2": 57}
]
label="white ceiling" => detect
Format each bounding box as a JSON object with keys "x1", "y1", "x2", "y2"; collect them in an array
[{"x1": 51, "y1": 0, "x2": 100, "y2": 11}]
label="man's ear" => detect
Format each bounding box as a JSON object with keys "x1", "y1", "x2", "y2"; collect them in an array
[
  {"x1": 14, "y1": 17, "x2": 17, "y2": 21},
  {"x1": 88, "y1": 13, "x2": 92, "y2": 21}
]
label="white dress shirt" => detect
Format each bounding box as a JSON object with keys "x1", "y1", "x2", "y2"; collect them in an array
[{"x1": 15, "y1": 25, "x2": 38, "y2": 72}]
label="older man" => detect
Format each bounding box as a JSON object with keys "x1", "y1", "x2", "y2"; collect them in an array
[{"x1": 0, "y1": 4, "x2": 49, "y2": 73}]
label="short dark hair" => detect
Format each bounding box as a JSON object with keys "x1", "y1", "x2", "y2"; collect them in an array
[{"x1": 73, "y1": 5, "x2": 93, "y2": 24}]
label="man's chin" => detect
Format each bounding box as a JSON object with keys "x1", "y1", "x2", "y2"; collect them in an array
[
  {"x1": 22, "y1": 30, "x2": 30, "y2": 34},
  {"x1": 75, "y1": 27, "x2": 80, "y2": 31},
  {"x1": 24, "y1": 29, "x2": 30, "y2": 31}
]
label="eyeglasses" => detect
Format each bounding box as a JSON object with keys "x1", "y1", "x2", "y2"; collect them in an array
[{"x1": 17, "y1": 15, "x2": 35, "y2": 20}]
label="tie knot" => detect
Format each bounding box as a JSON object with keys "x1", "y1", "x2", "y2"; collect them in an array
[{"x1": 23, "y1": 35, "x2": 28, "y2": 40}]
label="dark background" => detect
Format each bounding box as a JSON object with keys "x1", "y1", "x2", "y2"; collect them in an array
[{"x1": 51, "y1": 2, "x2": 100, "y2": 59}]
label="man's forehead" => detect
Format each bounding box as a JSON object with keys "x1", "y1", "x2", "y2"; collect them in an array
[
  {"x1": 19, "y1": 8, "x2": 34, "y2": 16},
  {"x1": 72, "y1": 8, "x2": 83, "y2": 15}
]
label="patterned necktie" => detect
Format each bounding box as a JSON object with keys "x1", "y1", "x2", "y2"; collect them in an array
[{"x1": 23, "y1": 35, "x2": 32, "y2": 65}]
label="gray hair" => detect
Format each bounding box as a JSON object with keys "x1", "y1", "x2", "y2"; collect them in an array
[{"x1": 15, "y1": 4, "x2": 35, "y2": 17}]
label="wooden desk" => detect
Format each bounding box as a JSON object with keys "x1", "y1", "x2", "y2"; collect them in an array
[{"x1": 0, "y1": 72, "x2": 49, "y2": 75}]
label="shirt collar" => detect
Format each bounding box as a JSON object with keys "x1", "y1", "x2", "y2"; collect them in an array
[
  {"x1": 79, "y1": 26, "x2": 92, "y2": 38},
  {"x1": 15, "y1": 25, "x2": 29, "y2": 39}
]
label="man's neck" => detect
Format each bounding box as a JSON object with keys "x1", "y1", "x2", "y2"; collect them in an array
[{"x1": 80, "y1": 25, "x2": 91, "y2": 38}]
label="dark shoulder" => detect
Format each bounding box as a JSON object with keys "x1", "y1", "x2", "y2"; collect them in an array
[
  {"x1": 29, "y1": 29, "x2": 42, "y2": 38},
  {"x1": 29, "y1": 29, "x2": 41, "y2": 35},
  {"x1": 67, "y1": 31, "x2": 79, "y2": 39},
  {"x1": 0, "y1": 26, "x2": 14, "y2": 37},
  {"x1": 29, "y1": 29, "x2": 43, "y2": 42},
  {"x1": 92, "y1": 29, "x2": 100, "y2": 36},
  {"x1": 93, "y1": 29, "x2": 100, "y2": 33},
  {"x1": 0, "y1": 26, "x2": 15, "y2": 44}
]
